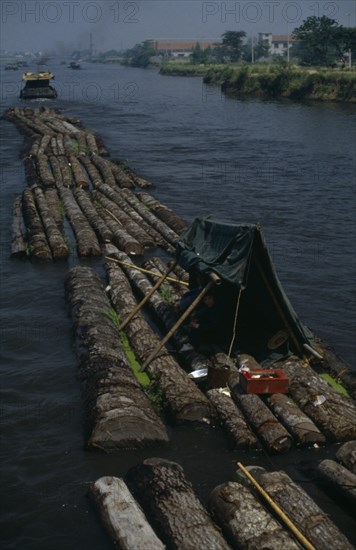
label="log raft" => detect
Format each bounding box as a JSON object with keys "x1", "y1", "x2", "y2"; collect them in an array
[
  {"x1": 315, "y1": 459, "x2": 356, "y2": 505},
  {"x1": 336, "y1": 441, "x2": 356, "y2": 474}
]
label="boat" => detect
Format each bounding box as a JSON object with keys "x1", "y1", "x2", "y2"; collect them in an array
[
  {"x1": 68, "y1": 61, "x2": 81, "y2": 69},
  {"x1": 20, "y1": 71, "x2": 57, "y2": 99},
  {"x1": 5, "y1": 63, "x2": 19, "y2": 71}
]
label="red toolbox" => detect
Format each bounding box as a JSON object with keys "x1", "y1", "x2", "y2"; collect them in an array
[{"x1": 239, "y1": 369, "x2": 288, "y2": 394}]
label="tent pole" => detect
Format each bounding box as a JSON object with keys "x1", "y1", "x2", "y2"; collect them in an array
[
  {"x1": 117, "y1": 260, "x2": 178, "y2": 332},
  {"x1": 140, "y1": 275, "x2": 220, "y2": 371},
  {"x1": 254, "y1": 257, "x2": 305, "y2": 358}
]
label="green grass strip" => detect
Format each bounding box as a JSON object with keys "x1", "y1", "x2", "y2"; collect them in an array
[{"x1": 320, "y1": 373, "x2": 350, "y2": 397}]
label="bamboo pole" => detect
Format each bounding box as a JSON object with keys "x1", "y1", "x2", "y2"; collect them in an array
[
  {"x1": 105, "y1": 256, "x2": 189, "y2": 287},
  {"x1": 237, "y1": 462, "x2": 316, "y2": 550},
  {"x1": 140, "y1": 277, "x2": 219, "y2": 371},
  {"x1": 118, "y1": 260, "x2": 178, "y2": 332}
]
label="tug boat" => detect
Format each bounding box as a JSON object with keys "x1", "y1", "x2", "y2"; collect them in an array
[{"x1": 20, "y1": 71, "x2": 57, "y2": 99}]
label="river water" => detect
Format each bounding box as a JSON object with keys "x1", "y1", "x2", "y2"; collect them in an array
[{"x1": 1, "y1": 63, "x2": 355, "y2": 549}]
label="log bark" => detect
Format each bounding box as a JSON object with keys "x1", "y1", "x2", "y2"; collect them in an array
[
  {"x1": 48, "y1": 155, "x2": 64, "y2": 187},
  {"x1": 85, "y1": 133, "x2": 99, "y2": 155},
  {"x1": 22, "y1": 188, "x2": 52, "y2": 261},
  {"x1": 209, "y1": 482, "x2": 300, "y2": 549},
  {"x1": 106, "y1": 160, "x2": 135, "y2": 188},
  {"x1": 58, "y1": 187, "x2": 101, "y2": 257},
  {"x1": 97, "y1": 207, "x2": 143, "y2": 256},
  {"x1": 267, "y1": 393, "x2": 326, "y2": 447},
  {"x1": 36, "y1": 154, "x2": 56, "y2": 188},
  {"x1": 229, "y1": 378, "x2": 293, "y2": 453},
  {"x1": 207, "y1": 389, "x2": 260, "y2": 450},
  {"x1": 97, "y1": 184, "x2": 170, "y2": 249},
  {"x1": 91, "y1": 154, "x2": 116, "y2": 187},
  {"x1": 143, "y1": 257, "x2": 187, "y2": 299},
  {"x1": 24, "y1": 155, "x2": 41, "y2": 187},
  {"x1": 33, "y1": 186, "x2": 69, "y2": 259},
  {"x1": 316, "y1": 459, "x2": 356, "y2": 505},
  {"x1": 93, "y1": 189, "x2": 155, "y2": 247},
  {"x1": 237, "y1": 353, "x2": 262, "y2": 371},
  {"x1": 56, "y1": 134, "x2": 65, "y2": 156},
  {"x1": 63, "y1": 134, "x2": 77, "y2": 156},
  {"x1": 78, "y1": 156, "x2": 104, "y2": 189},
  {"x1": 314, "y1": 337, "x2": 356, "y2": 400},
  {"x1": 137, "y1": 191, "x2": 188, "y2": 234},
  {"x1": 105, "y1": 253, "x2": 213, "y2": 424},
  {"x1": 50, "y1": 136, "x2": 59, "y2": 157},
  {"x1": 44, "y1": 188, "x2": 63, "y2": 228},
  {"x1": 126, "y1": 458, "x2": 231, "y2": 550},
  {"x1": 278, "y1": 358, "x2": 356, "y2": 442},
  {"x1": 336, "y1": 441, "x2": 356, "y2": 474},
  {"x1": 121, "y1": 188, "x2": 180, "y2": 246},
  {"x1": 73, "y1": 188, "x2": 112, "y2": 243},
  {"x1": 124, "y1": 165, "x2": 152, "y2": 188},
  {"x1": 11, "y1": 196, "x2": 27, "y2": 258},
  {"x1": 66, "y1": 266, "x2": 169, "y2": 450},
  {"x1": 57, "y1": 155, "x2": 73, "y2": 187},
  {"x1": 38, "y1": 134, "x2": 52, "y2": 155},
  {"x1": 89, "y1": 476, "x2": 165, "y2": 550},
  {"x1": 254, "y1": 468, "x2": 354, "y2": 550},
  {"x1": 69, "y1": 154, "x2": 89, "y2": 188}
]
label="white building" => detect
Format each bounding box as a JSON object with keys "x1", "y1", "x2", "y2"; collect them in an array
[{"x1": 258, "y1": 33, "x2": 296, "y2": 57}]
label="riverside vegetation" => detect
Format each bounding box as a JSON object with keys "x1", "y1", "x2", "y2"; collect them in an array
[{"x1": 160, "y1": 62, "x2": 356, "y2": 102}]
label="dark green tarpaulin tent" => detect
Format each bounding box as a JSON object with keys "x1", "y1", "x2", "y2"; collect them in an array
[{"x1": 175, "y1": 216, "x2": 314, "y2": 364}]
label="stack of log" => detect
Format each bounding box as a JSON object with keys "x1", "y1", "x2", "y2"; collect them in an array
[
  {"x1": 89, "y1": 458, "x2": 354, "y2": 550},
  {"x1": 4, "y1": 107, "x2": 187, "y2": 261}
]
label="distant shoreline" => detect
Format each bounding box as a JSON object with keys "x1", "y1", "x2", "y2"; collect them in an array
[{"x1": 160, "y1": 63, "x2": 356, "y2": 103}]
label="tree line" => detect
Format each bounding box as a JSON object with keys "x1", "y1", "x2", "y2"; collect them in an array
[{"x1": 122, "y1": 16, "x2": 355, "y2": 68}]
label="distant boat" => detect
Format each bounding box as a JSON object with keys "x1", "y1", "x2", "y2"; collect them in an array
[
  {"x1": 20, "y1": 71, "x2": 57, "y2": 100},
  {"x1": 5, "y1": 63, "x2": 19, "y2": 71},
  {"x1": 69, "y1": 61, "x2": 81, "y2": 70}
]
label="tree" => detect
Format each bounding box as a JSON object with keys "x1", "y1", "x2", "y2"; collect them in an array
[
  {"x1": 292, "y1": 16, "x2": 350, "y2": 66},
  {"x1": 218, "y1": 31, "x2": 246, "y2": 62},
  {"x1": 191, "y1": 42, "x2": 207, "y2": 64},
  {"x1": 242, "y1": 38, "x2": 270, "y2": 63},
  {"x1": 123, "y1": 40, "x2": 155, "y2": 67}
]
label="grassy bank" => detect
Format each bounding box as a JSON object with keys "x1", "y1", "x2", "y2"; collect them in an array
[
  {"x1": 204, "y1": 65, "x2": 356, "y2": 102},
  {"x1": 159, "y1": 62, "x2": 212, "y2": 76}
]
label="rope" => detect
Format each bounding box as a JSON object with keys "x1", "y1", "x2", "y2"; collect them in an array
[{"x1": 227, "y1": 287, "x2": 242, "y2": 359}]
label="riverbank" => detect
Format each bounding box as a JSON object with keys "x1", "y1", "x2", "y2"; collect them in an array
[{"x1": 160, "y1": 63, "x2": 356, "y2": 102}]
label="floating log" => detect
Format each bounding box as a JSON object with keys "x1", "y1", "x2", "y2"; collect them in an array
[
  {"x1": 97, "y1": 207, "x2": 143, "y2": 256},
  {"x1": 278, "y1": 358, "x2": 356, "y2": 441},
  {"x1": 37, "y1": 134, "x2": 51, "y2": 156},
  {"x1": 314, "y1": 337, "x2": 356, "y2": 400},
  {"x1": 237, "y1": 353, "x2": 262, "y2": 371},
  {"x1": 63, "y1": 134, "x2": 77, "y2": 156},
  {"x1": 11, "y1": 196, "x2": 27, "y2": 258},
  {"x1": 316, "y1": 459, "x2": 356, "y2": 505},
  {"x1": 69, "y1": 155, "x2": 89, "y2": 189},
  {"x1": 73, "y1": 188, "x2": 112, "y2": 243},
  {"x1": 121, "y1": 188, "x2": 180, "y2": 246},
  {"x1": 336, "y1": 441, "x2": 356, "y2": 474},
  {"x1": 124, "y1": 165, "x2": 152, "y2": 188},
  {"x1": 106, "y1": 160, "x2": 135, "y2": 188},
  {"x1": 48, "y1": 155, "x2": 64, "y2": 188},
  {"x1": 36, "y1": 154, "x2": 56, "y2": 188},
  {"x1": 78, "y1": 156, "x2": 104, "y2": 189},
  {"x1": 22, "y1": 188, "x2": 52, "y2": 261},
  {"x1": 209, "y1": 481, "x2": 300, "y2": 549},
  {"x1": 93, "y1": 189, "x2": 155, "y2": 248},
  {"x1": 207, "y1": 389, "x2": 260, "y2": 449},
  {"x1": 66, "y1": 266, "x2": 169, "y2": 450},
  {"x1": 105, "y1": 254, "x2": 213, "y2": 424},
  {"x1": 57, "y1": 156, "x2": 74, "y2": 188},
  {"x1": 97, "y1": 183, "x2": 170, "y2": 249},
  {"x1": 91, "y1": 154, "x2": 116, "y2": 187},
  {"x1": 254, "y1": 468, "x2": 354, "y2": 550},
  {"x1": 33, "y1": 186, "x2": 69, "y2": 259},
  {"x1": 44, "y1": 188, "x2": 63, "y2": 228},
  {"x1": 143, "y1": 257, "x2": 187, "y2": 298},
  {"x1": 267, "y1": 393, "x2": 326, "y2": 447},
  {"x1": 50, "y1": 136, "x2": 59, "y2": 157},
  {"x1": 229, "y1": 377, "x2": 293, "y2": 453},
  {"x1": 23, "y1": 155, "x2": 41, "y2": 187},
  {"x1": 56, "y1": 134, "x2": 65, "y2": 156},
  {"x1": 126, "y1": 458, "x2": 231, "y2": 550},
  {"x1": 137, "y1": 191, "x2": 188, "y2": 234},
  {"x1": 85, "y1": 133, "x2": 99, "y2": 155},
  {"x1": 89, "y1": 476, "x2": 165, "y2": 550},
  {"x1": 58, "y1": 187, "x2": 101, "y2": 257}
]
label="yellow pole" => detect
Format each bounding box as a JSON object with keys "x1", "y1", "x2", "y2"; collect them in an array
[
  {"x1": 237, "y1": 462, "x2": 316, "y2": 550},
  {"x1": 117, "y1": 260, "x2": 178, "y2": 332},
  {"x1": 105, "y1": 256, "x2": 189, "y2": 286}
]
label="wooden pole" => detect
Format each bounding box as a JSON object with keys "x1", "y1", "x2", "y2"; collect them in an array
[
  {"x1": 237, "y1": 462, "x2": 316, "y2": 550},
  {"x1": 140, "y1": 276, "x2": 219, "y2": 371},
  {"x1": 117, "y1": 259, "x2": 178, "y2": 332},
  {"x1": 105, "y1": 256, "x2": 189, "y2": 287}
]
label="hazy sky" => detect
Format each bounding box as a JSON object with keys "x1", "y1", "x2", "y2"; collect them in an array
[{"x1": 1, "y1": 0, "x2": 355, "y2": 53}]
